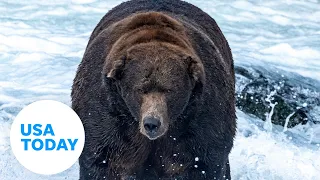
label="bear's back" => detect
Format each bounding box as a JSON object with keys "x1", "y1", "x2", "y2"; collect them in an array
[{"x1": 89, "y1": 0, "x2": 227, "y2": 50}]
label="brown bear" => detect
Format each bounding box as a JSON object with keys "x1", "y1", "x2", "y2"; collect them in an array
[{"x1": 71, "y1": 0, "x2": 236, "y2": 179}]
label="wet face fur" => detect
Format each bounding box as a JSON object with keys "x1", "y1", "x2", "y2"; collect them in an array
[{"x1": 106, "y1": 42, "x2": 204, "y2": 139}]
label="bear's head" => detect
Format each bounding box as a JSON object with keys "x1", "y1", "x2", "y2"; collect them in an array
[
  {"x1": 103, "y1": 42, "x2": 204, "y2": 140},
  {"x1": 102, "y1": 11, "x2": 205, "y2": 140}
]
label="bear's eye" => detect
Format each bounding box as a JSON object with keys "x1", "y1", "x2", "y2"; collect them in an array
[
  {"x1": 159, "y1": 88, "x2": 172, "y2": 93},
  {"x1": 137, "y1": 87, "x2": 148, "y2": 94}
]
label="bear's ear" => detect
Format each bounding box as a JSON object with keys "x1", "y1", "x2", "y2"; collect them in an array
[
  {"x1": 185, "y1": 56, "x2": 205, "y2": 86},
  {"x1": 103, "y1": 56, "x2": 126, "y2": 80}
]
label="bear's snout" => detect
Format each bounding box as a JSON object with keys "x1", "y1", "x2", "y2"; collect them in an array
[
  {"x1": 141, "y1": 115, "x2": 166, "y2": 140},
  {"x1": 140, "y1": 93, "x2": 168, "y2": 140},
  {"x1": 143, "y1": 116, "x2": 161, "y2": 135}
]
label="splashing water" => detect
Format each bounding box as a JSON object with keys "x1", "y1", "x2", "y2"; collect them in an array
[{"x1": 264, "y1": 90, "x2": 278, "y2": 132}]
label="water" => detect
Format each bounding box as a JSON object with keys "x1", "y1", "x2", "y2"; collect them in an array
[{"x1": 0, "y1": 0, "x2": 319, "y2": 179}]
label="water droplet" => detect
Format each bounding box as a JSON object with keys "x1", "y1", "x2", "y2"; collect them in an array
[
  {"x1": 194, "y1": 165, "x2": 198, "y2": 168},
  {"x1": 195, "y1": 157, "x2": 199, "y2": 161},
  {"x1": 201, "y1": 171, "x2": 206, "y2": 174}
]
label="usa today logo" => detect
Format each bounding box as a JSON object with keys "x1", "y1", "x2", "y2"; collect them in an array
[{"x1": 10, "y1": 100, "x2": 85, "y2": 175}]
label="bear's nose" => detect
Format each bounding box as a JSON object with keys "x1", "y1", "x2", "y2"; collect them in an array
[{"x1": 143, "y1": 116, "x2": 161, "y2": 133}]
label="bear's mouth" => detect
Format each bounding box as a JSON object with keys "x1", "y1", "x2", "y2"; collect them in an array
[{"x1": 141, "y1": 126, "x2": 166, "y2": 140}]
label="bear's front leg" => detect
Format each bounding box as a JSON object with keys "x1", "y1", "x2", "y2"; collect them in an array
[
  {"x1": 79, "y1": 149, "x2": 121, "y2": 180},
  {"x1": 79, "y1": 154, "x2": 110, "y2": 180}
]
